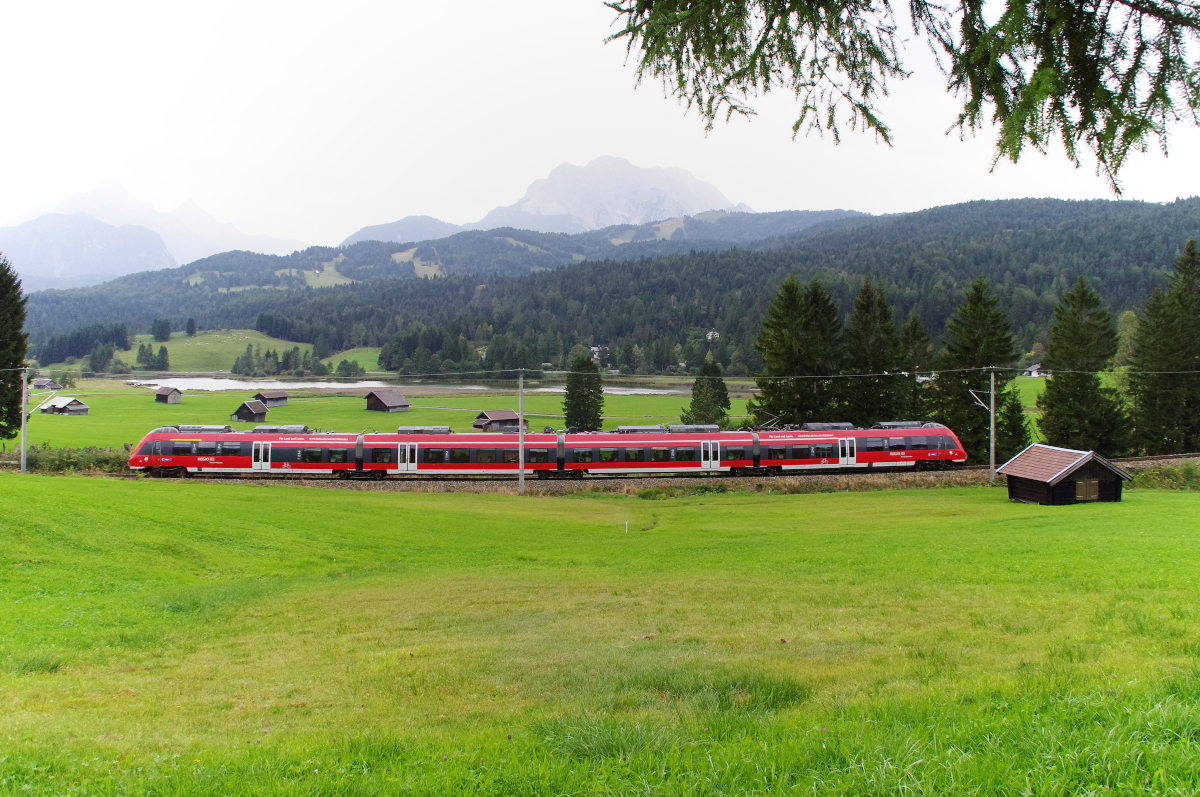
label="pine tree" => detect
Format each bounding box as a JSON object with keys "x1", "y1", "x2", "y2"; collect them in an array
[
  {"x1": 842, "y1": 280, "x2": 901, "y2": 427},
  {"x1": 680, "y1": 354, "x2": 731, "y2": 425},
  {"x1": 563, "y1": 354, "x2": 604, "y2": 431},
  {"x1": 932, "y1": 277, "x2": 1028, "y2": 464},
  {"x1": 1129, "y1": 239, "x2": 1200, "y2": 453},
  {"x1": 1037, "y1": 277, "x2": 1127, "y2": 455},
  {"x1": 186, "y1": 318, "x2": 197, "y2": 337},
  {"x1": 155, "y1": 346, "x2": 169, "y2": 371},
  {"x1": 151, "y1": 319, "x2": 171, "y2": 342},
  {"x1": 897, "y1": 312, "x2": 933, "y2": 420},
  {"x1": 0, "y1": 254, "x2": 28, "y2": 440},
  {"x1": 748, "y1": 276, "x2": 843, "y2": 426}
]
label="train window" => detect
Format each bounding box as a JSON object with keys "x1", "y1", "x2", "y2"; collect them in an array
[
  {"x1": 908, "y1": 436, "x2": 928, "y2": 450},
  {"x1": 423, "y1": 448, "x2": 446, "y2": 463},
  {"x1": 767, "y1": 446, "x2": 787, "y2": 460},
  {"x1": 864, "y1": 437, "x2": 885, "y2": 452},
  {"x1": 888, "y1": 438, "x2": 907, "y2": 451},
  {"x1": 397, "y1": 446, "x2": 406, "y2": 464},
  {"x1": 172, "y1": 442, "x2": 195, "y2": 456},
  {"x1": 138, "y1": 442, "x2": 153, "y2": 455},
  {"x1": 599, "y1": 448, "x2": 619, "y2": 463},
  {"x1": 476, "y1": 449, "x2": 497, "y2": 464},
  {"x1": 501, "y1": 449, "x2": 519, "y2": 464},
  {"x1": 724, "y1": 447, "x2": 745, "y2": 461},
  {"x1": 625, "y1": 448, "x2": 645, "y2": 462},
  {"x1": 651, "y1": 447, "x2": 670, "y2": 462},
  {"x1": 450, "y1": 448, "x2": 471, "y2": 463},
  {"x1": 197, "y1": 441, "x2": 217, "y2": 455},
  {"x1": 328, "y1": 449, "x2": 349, "y2": 463},
  {"x1": 674, "y1": 447, "x2": 698, "y2": 462},
  {"x1": 271, "y1": 448, "x2": 299, "y2": 463},
  {"x1": 812, "y1": 444, "x2": 835, "y2": 459},
  {"x1": 572, "y1": 449, "x2": 594, "y2": 463},
  {"x1": 936, "y1": 435, "x2": 951, "y2": 450},
  {"x1": 793, "y1": 445, "x2": 811, "y2": 459},
  {"x1": 371, "y1": 448, "x2": 395, "y2": 464},
  {"x1": 302, "y1": 449, "x2": 323, "y2": 463},
  {"x1": 220, "y1": 442, "x2": 243, "y2": 456},
  {"x1": 527, "y1": 449, "x2": 550, "y2": 463}
]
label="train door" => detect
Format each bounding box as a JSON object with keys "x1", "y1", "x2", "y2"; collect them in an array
[
  {"x1": 838, "y1": 438, "x2": 856, "y2": 467},
  {"x1": 701, "y1": 441, "x2": 720, "y2": 471},
  {"x1": 252, "y1": 441, "x2": 271, "y2": 472},
  {"x1": 402, "y1": 443, "x2": 418, "y2": 473}
]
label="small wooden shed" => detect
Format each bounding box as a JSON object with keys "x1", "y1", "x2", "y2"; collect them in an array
[
  {"x1": 32, "y1": 377, "x2": 64, "y2": 390},
  {"x1": 154, "y1": 386, "x2": 182, "y2": 404},
  {"x1": 253, "y1": 390, "x2": 289, "y2": 407},
  {"x1": 472, "y1": 409, "x2": 528, "y2": 432},
  {"x1": 231, "y1": 400, "x2": 269, "y2": 423},
  {"x1": 998, "y1": 443, "x2": 1132, "y2": 505},
  {"x1": 365, "y1": 390, "x2": 410, "y2": 413},
  {"x1": 39, "y1": 396, "x2": 89, "y2": 415}
]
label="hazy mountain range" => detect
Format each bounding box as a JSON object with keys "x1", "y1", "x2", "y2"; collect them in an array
[
  {"x1": 5, "y1": 158, "x2": 755, "y2": 292},
  {"x1": 341, "y1": 157, "x2": 753, "y2": 244}
]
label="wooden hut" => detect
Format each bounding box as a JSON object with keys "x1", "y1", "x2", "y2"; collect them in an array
[
  {"x1": 154, "y1": 386, "x2": 182, "y2": 404},
  {"x1": 998, "y1": 443, "x2": 1132, "y2": 505},
  {"x1": 32, "y1": 377, "x2": 64, "y2": 390},
  {"x1": 365, "y1": 390, "x2": 410, "y2": 413},
  {"x1": 231, "y1": 400, "x2": 269, "y2": 423},
  {"x1": 472, "y1": 409, "x2": 528, "y2": 432},
  {"x1": 253, "y1": 390, "x2": 289, "y2": 407},
  {"x1": 39, "y1": 396, "x2": 89, "y2": 415}
]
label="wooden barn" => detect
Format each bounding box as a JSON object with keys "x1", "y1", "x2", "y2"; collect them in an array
[
  {"x1": 231, "y1": 400, "x2": 269, "y2": 423},
  {"x1": 472, "y1": 409, "x2": 528, "y2": 432},
  {"x1": 253, "y1": 390, "x2": 289, "y2": 407},
  {"x1": 154, "y1": 386, "x2": 182, "y2": 404},
  {"x1": 998, "y1": 443, "x2": 1132, "y2": 505},
  {"x1": 31, "y1": 377, "x2": 64, "y2": 390},
  {"x1": 365, "y1": 390, "x2": 410, "y2": 413},
  {"x1": 39, "y1": 396, "x2": 89, "y2": 415}
]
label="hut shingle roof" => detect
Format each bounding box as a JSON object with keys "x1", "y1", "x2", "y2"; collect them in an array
[{"x1": 998, "y1": 443, "x2": 1131, "y2": 484}]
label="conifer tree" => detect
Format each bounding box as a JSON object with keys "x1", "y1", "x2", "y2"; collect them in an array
[
  {"x1": 563, "y1": 354, "x2": 604, "y2": 431},
  {"x1": 680, "y1": 354, "x2": 731, "y2": 426},
  {"x1": 933, "y1": 277, "x2": 1029, "y2": 464},
  {"x1": 186, "y1": 318, "x2": 197, "y2": 337},
  {"x1": 1037, "y1": 277, "x2": 1127, "y2": 455},
  {"x1": 843, "y1": 279, "x2": 901, "y2": 427},
  {"x1": 1129, "y1": 239, "x2": 1200, "y2": 453},
  {"x1": 897, "y1": 312, "x2": 933, "y2": 420},
  {"x1": 155, "y1": 346, "x2": 169, "y2": 372},
  {"x1": 748, "y1": 276, "x2": 843, "y2": 426},
  {"x1": 0, "y1": 254, "x2": 28, "y2": 440}
]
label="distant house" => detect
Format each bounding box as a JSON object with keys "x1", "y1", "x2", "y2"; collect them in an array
[
  {"x1": 998, "y1": 443, "x2": 1132, "y2": 505},
  {"x1": 1022, "y1": 363, "x2": 1048, "y2": 378},
  {"x1": 154, "y1": 386, "x2": 182, "y2": 404},
  {"x1": 39, "y1": 396, "x2": 89, "y2": 416},
  {"x1": 31, "y1": 378, "x2": 63, "y2": 390},
  {"x1": 365, "y1": 390, "x2": 410, "y2": 413},
  {"x1": 253, "y1": 390, "x2": 289, "y2": 407},
  {"x1": 472, "y1": 409, "x2": 528, "y2": 432},
  {"x1": 231, "y1": 400, "x2": 269, "y2": 423}
]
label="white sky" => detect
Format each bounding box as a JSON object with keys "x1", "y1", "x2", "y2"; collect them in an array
[{"x1": 2, "y1": 0, "x2": 1198, "y2": 245}]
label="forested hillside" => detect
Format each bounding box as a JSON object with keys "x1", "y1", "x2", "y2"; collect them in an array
[{"x1": 24, "y1": 198, "x2": 1200, "y2": 372}]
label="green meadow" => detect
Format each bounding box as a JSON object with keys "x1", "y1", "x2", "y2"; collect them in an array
[
  {"x1": 22, "y1": 380, "x2": 744, "y2": 450},
  {"x1": 2, "y1": 476, "x2": 1200, "y2": 794}
]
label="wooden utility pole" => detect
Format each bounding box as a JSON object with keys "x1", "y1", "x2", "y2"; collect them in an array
[
  {"x1": 518, "y1": 368, "x2": 525, "y2": 495},
  {"x1": 989, "y1": 368, "x2": 996, "y2": 482},
  {"x1": 19, "y1": 367, "x2": 28, "y2": 474}
]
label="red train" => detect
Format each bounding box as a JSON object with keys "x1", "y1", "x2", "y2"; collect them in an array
[{"x1": 128, "y1": 421, "x2": 968, "y2": 478}]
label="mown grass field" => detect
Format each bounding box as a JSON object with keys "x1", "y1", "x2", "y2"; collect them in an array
[
  {"x1": 22, "y1": 380, "x2": 741, "y2": 450},
  {"x1": 3, "y1": 476, "x2": 1200, "y2": 794},
  {"x1": 45, "y1": 330, "x2": 308, "y2": 374}
]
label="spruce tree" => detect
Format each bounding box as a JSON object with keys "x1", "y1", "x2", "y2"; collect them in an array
[
  {"x1": 897, "y1": 312, "x2": 933, "y2": 421},
  {"x1": 1129, "y1": 239, "x2": 1200, "y2": 453},
  {"x1": 748, "y1": 276, "x2": 843, "y2": 426},
  {"x1": 843, "y1": 279, "x2": 901, "y2": 427},
  {"x1": 155, "y1": 346, "x2": 170, "y2": 372},
  {"x1": 563, "y1": 354, "x2": 604, "y2": 430},
  {"x1": 186, "y1": 318, "x2": 197, "y2": 337},
  {"x1": 680, "y1": 354, "x2": 731, "y2": 425},
  {"x1": 1037, "y1": 277, "x2": 1127, "y2": 455},
  {"x1": 933, "y1": 277, "x2": 1029, "y2": 464},
  {"x1": 0, "y1": 254, "x2": 28, "y2": 440}
]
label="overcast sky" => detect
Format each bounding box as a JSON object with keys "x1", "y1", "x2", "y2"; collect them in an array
[{"x1": 2, "y1": 0, "x2": 1198, "y2": 245}]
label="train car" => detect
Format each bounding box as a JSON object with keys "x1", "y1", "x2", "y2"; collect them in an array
[{"x1": 128, "y1": 421, "x2": 967, "y2": 479}]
